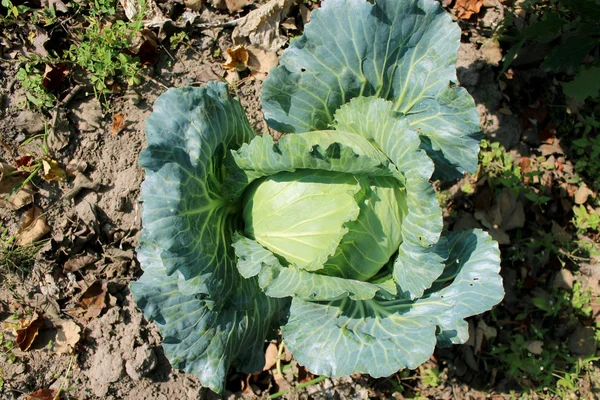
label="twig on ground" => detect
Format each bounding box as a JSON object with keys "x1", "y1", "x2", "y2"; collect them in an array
[{"x1": 194, "y1": 18, "x2": 243, "y2": 30}]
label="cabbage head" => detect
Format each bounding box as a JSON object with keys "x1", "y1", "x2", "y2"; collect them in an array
[{"x1": 131, "y1": 0, "x2": 505, "y2": 393}]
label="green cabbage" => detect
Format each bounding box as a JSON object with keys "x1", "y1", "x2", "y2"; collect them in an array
[{"x1": 131, "y1": 0, "x2": 505, "y2": 393}]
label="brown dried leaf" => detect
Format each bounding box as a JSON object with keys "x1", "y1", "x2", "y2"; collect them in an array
[
  {"x1": 263, "y1": 342, "x2": 279, "y2": 371},
  {"x1": 63, "y1": 250, "x2": 100, "y2": 273},
  {"x1": 111, "y1": 113, "x2": 126, "y2": 135},
  {"x1": 575, "y1": 183, "x2": 594, "y2": 205},
  {"x1": 0, "y1": 163, "x2": 34, "y2": 210},
  {"x1": 28, "y1": 25, "x2": 50, "y2": 57},
  {"x1": 16, "y1": 312, "x2": 43, "y2": 351},
  {"x1": 26, "y1": 388, "x2": 61, "y2": 400},
  {"x1": 15, "y1": 156, "x2": 34, "y2": 168},
  {"x1": 223, "y1": 45, "x2": 249, "y2": 71},
  {"x1": 41, "y1": 157, "x2": 66, "y2": 182},
  {"x1": 232, "y1": 0, "x2": 295, "y2": 52},
  {"x1": 42, "y1": 63, "x2": 69, "y2": 91},
  {"x1": 454, "y1": 0, "x2": 483, "y2": 19},
  {"x1": 66, "y1": 281, "x2": 108, "y2": 320},
  {"x1": 16, "y1": 206, "x2": 51, "y2": 246},
  {"x1": 247, "y1": 45, "x2": 279, "y2": 80},
  {"x1": 51, "y1": 319, "x2": 81, "y2": 354}
]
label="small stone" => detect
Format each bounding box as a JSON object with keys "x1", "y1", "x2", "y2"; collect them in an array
[
  {"x1": 14, "y1": 109, "x2": 45, "y2": 134},
  {"x1": 526, "y1": 340, "x2": 544, "y2": 355},
  {"x1": 554, "y1": 268, "x2": 575, "y2": 290},
  {"x1": 125, "y1": 344, "x2": 157, "y2": 380}
]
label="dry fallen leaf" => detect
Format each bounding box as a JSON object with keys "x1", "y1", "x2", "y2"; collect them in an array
[
  {"x1": 28, "y1": 25, "x2": 50, "y2": 57},
  {"x1": 454, "y1": 0, "x2": 483, "y2": 19},
  {"x1": 51, "y1": 319, "x2": 81, "y2": 354},
  {"x1": 263, "y1": 341, "x2": 279, "y2": 371},
  {"x1": 232, "y1": 0, "x2": 295, "y2": 52},
  {"x1": 16, "y1": 206, "x2": 51, "y2": 246},
  {"x1": 0, "y1": 163, "x2": 34, "y2": 210},
  {"x1": 223, "y1": 45, "x2": 250, "y2": 71},
  {"x1": 575, "y1": 183, "x2": 594, "y2": 205},
  {"x1": 16, "y1": 312, "x2": 43, "y2": 351},
  {"x1": 120, "y1": 0, "x2": 170, "y2": 28},
  {"x1": 26, "y1": 388, "x2": 61, "y2": 400},
  {"x1": 247, "y1": 45, "x2": 280, "y2": 80},
  {"x1": 15, "y1": 155, "x2": 34, "y2": 168},
  {"x1": 42, "y1": 63, "x2": 69, "y2": 90},
  {"x1": 111, "y1": 113, "x2": 126, "y2": 135},
  {"x1": 41, "y1": 157, "x2": 66, "y2": 182},
  {"x1": 66, "y1": 280, "x2": 108, "y2": 320},
  {"x1": 63, "y1": 250, "x2": 100, "y2": 273}
]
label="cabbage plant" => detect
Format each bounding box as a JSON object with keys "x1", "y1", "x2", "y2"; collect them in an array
[{"x1": 131, "y1": 0, "x2": 504, "y2": 393}]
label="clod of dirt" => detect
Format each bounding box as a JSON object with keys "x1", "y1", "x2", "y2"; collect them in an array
[
  {"x1": 48, "y1": 109, "x2": 71, "y2": 152},
  {"x1": 85, "y1": 342, "x2": 126, "y2": 396},
  {"x1": 70, "y1": 99, "x2": 103, "y2": 132},
  {"x1": 567, "y1": 326, "x2": 597, "y2": 357},
  {"x1": 125, "y1": 344, "x2": 158, "y2": 380},
  {"x1": 14, "y1": 109, "x2": 45, "y2": 135},
  {"x1": 63, "y1": 172, "x2": 100, "y2": 200},
  {"x1": 480, "y1": 39, "x2": 503, "y2": 66}
]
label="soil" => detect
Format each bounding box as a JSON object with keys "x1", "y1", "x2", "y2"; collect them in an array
[{"x1": 1, "y1": 0, "x2": 599, "y2": 399}]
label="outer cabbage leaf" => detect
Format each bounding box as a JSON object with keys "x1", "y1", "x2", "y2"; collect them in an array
[
  {"x1": 132, "y1": 244, "x2": 286, "y2": 393},
  {"x1": 131, "y1": 83, "x2": 286, "y2": 393},
  {"x1": 334, "y1": 97, "x2": 446, "y2": 298},
  {"x1": 224, "y1": 129, "x2": 401, "y2": 201},
  {"x1": 281, "y1": 230, "x2": 503, "y2": 377},
  {"x1": 233, "y1": 233, "x2": 396, "y2": 301},
  {"x1": 262, "y1": 0, "x2": 480, "y2": 179}
]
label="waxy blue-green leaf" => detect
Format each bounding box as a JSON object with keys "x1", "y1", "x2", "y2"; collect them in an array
[
  {"x1": 138, "y1": 82, "x2": 255, "y2": 298},
  {"x1": 132, "y1": 244, "x2": 286, "y2": 394},
  {"x1": 334, "y1": 97, "x2": 446, "y2": 298},
  {"x1": 132, "y1": 82, "x2": 286, "y2": 393},
  {"x1": 262, "y1": 0, "x2": 480, "y2": 179},
  {"x1": 233, "y1": 233, "x2": 396, "y2": 301},
  {"x1": 281, "y1": 230, "x2": 503, "y2": 377}
]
